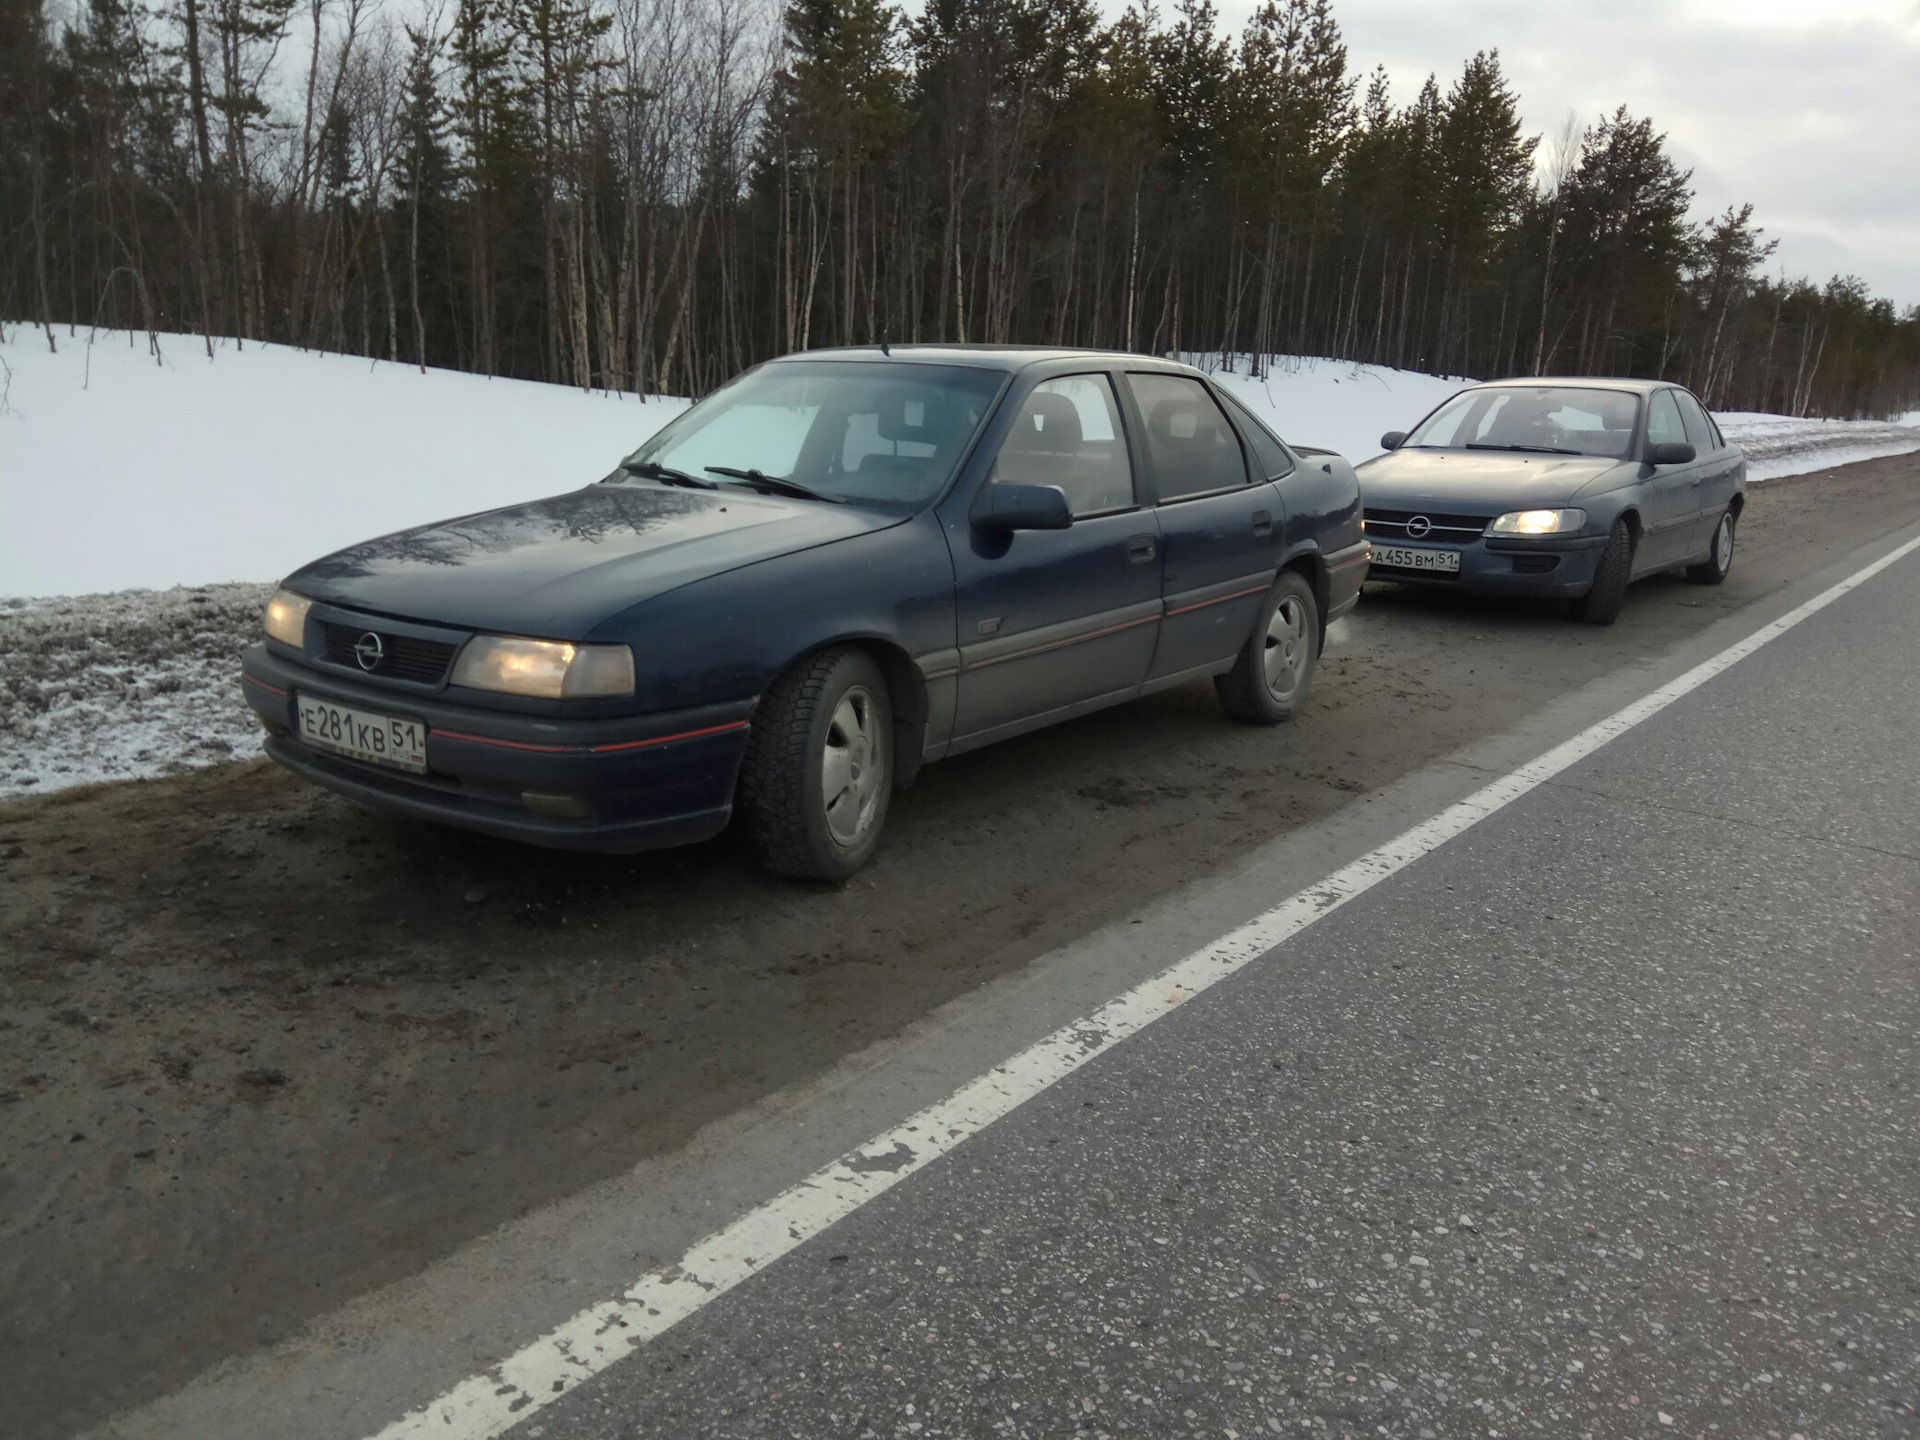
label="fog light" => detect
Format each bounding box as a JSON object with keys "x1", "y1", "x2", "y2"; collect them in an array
[{"x1": 522, "y1": 791, "x2": 591, "y2": 819}]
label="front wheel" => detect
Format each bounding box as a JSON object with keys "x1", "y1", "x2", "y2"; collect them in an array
[
  {"x1": 1216, "y1": 570, "x2": 1320, "y2": 724},
  {"x1": 1573, "y1": 518, "x2": 1634, "y2": 625},
  {"x1": 1686, "y1": 509, "x2": 1736, "y2": 584},
  {"x1": 738, "y1": 647, "x2": 893, "y2": 882}
]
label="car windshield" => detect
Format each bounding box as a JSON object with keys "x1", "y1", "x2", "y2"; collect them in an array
[
  {"x1": 1402, "y1": 386, "x2": 1640, "y2": 459},
  {"x1": 621, "y1": 361, "x2": 1005, "y2": 510}
]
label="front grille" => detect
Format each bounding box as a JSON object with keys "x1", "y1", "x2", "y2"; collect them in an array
[
  {"x1": 318, "y1": 621, "x2": 458, "y2": 685},
  {"x1": 1365, "y1": 507, "x2": 1492, "y2": 540}
]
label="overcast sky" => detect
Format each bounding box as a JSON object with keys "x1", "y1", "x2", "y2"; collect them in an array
[{"x1": 1189, "y1": 0, "x2": 1920, "y2": 308}]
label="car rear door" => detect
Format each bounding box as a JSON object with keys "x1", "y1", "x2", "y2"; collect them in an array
[
  {"x1": 1122, "y1": 373, "x2": 1281, "y2": 681},
  {"x1": 1674, "y1": 388, "x2": 1738, "y2": 549},
  {"x1": 946, "y1": 372, "x2": 1162, "y2": 747},
  {"x1": 1639, "y1": 389, "x2": 1705, "y2": 571}
]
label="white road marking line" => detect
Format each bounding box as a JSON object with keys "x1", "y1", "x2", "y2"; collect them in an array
[{"x1": 370, "y1": 532, "x2": 1920, "y2": 1440}]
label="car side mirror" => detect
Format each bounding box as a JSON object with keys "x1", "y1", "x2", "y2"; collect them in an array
[
  {"x1": 981, "y1": 481, "x2": 1073, "y2": 532},
  {"x1": 1646, "y1": 441, "x2": 1696, "y2": 466},
  {"x1": 1380, "y1": 431, "x2": 1407, "y2": 451}
]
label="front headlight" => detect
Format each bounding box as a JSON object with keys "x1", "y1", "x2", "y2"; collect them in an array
[
  {"x1": 451, "y1": 636, "x2": 635, "y2": 699},
  {"x1": 264, "y1": 588, "x2": 313, "y2": 646},
  {"x1": 1487, "y1": 508, "x2": 1586, "y2": 537}
]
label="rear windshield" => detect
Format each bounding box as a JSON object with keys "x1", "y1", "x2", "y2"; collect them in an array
[
  {"x1": 1402, "y1": 386, "x2": 1640, "y2": 460},
  {"x1": 624, "y1": 361, "x2": 1005, "y2": 509}
]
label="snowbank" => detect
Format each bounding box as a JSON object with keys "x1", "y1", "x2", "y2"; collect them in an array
[
  {"x1": 1186, "y1": 354, "x2": 1472, "y2": 464},
  {"x1": 0, "y1": 326, "x2": 688, "y2": 599},
  {"x1": 1717, "y1": 412, "x2": 1920, "y2": 481}
]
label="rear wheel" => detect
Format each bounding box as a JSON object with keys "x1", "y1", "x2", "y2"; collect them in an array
[
  {"x1": 1216, "y1": 570, "x2": 1320, "y2": 724},
  {"x1": 1686, "y1": 509, "x2": 1736, "y2": 584},
  {"x1": 738, "y1": 647, "x2": 893, "y2": 882},
  {"x1": 1573, "y1": 518, "x2": 1634, "y2": 626}
]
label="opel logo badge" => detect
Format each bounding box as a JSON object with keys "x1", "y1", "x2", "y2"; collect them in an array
[
  {"x1": 1406, "y1": 515, "x2": 1433, "y2": 538},
  {"x1": 353, "y1": 632, "x2": 385, "y2": 671}
]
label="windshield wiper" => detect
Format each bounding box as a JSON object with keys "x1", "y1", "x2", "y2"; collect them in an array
[
  {"x1": 622, "y1": 459, "x2": 717, "y2": 489},
  {"x1": 704, "y1": 466, "x2": 847, "y2": 504},
  {"x1": 1465, "y1": 443, "x2": 1582, "y2": 456}
]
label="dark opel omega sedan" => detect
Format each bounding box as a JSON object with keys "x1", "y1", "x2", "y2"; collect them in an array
[
  {"x1": 1359, "y1": 377, "x2": 1745, "y2": 624},
  {"x1": 241, "y1": 347, "x2": 1369, "y2": 879}
]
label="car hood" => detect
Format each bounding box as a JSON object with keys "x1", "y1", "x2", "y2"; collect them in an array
[
  {"x1": 287, "y1": 482, "x2": 905, "y2": 638},
  {"x1": 1357, "y1": 449, "x2": 1630, "y2": 510}
]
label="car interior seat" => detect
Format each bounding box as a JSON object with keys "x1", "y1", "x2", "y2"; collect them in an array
[{"x1": 1148, "y1": 397, "x2": 1242, "y2": 492}]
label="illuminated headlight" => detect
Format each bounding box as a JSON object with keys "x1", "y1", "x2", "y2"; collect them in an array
[
  {"x1": 264, "y1": 588, "x2": 313, "y2": 646},
  {"x1": 451, "y1": 636, "x2": 635, "y2": 699},
  {"x1": 1487, "y1": 508, "x2": 1586, "y2": 537}
]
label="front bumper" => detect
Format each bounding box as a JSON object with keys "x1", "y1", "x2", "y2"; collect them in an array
[
  {"x1": 240, "y1": 644, "x2": 754, "y2": 853},
  {"x1": 1366, "y1": 533, "x2": 1607, "y2": 599}
]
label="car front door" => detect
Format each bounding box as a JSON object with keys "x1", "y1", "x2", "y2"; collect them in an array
[
  {"x1": 1124, "y1": 373, "x2": 1284, "y2": 681},
  {"x1": 946, "y1": 372, "x2": 1162, "y2": 747},
  {"x1": 1638, "y1": 389, "x2": 1704, "y2": 571}
]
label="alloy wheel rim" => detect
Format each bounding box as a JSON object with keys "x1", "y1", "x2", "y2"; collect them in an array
[
  {"x1": 1718, "y1": 515, "x2": 1734, "y2": 573},
  {"x1": 1262, "y1": 596, "x2": 1309, "y2": 699},
  {"x1": 822, "y1": 685, "x2": 884, "y2": 846}
]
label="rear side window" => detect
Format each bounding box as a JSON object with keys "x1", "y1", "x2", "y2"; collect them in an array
[
  {"x1": 1673, "y1": 391, "x2": 1716, "y2": 451},
  {"x1": 1219, "y1": 392, "x2": 1296, "y2": 480},
  {"x1": 992, "y1": 374, "x2": 1137, "y2": 516},
  {"x1": 1126, "y1": 374, "x2": 1252, "y2": 499},
  {"x1": 1646, "y1": 391, "x2": 1687, "y2": 448}
]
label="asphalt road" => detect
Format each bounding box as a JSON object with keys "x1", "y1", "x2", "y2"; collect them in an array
[
  {"x1": 532, "y1": 496, "x2": 1920, "y2": 1437},
  {"x1": 6, "y1": 454, "x2": 1919, "y2": 1439}
]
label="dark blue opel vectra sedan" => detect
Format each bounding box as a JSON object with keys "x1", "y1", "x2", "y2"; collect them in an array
[{"x1": 241, "y1": 347, "x2": 1369, "y2": 879}]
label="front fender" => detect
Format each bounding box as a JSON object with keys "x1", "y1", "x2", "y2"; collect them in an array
[{"x1": 585, "y1": 511, "x2": 958, "y2": 722}]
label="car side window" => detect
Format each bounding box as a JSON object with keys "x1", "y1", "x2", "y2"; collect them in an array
[
  {"x1": 1674, "y1": 391, "x2": 1716, "y2": 452},
  {"x1": 1646, "y1": 391, "x2": 1687, "y2": 449},
  {"x1": 991, "y1": 374, "x2": 1136, "y2": 516},
  {"x1": 1219, "y1": 391, "x2": 1296, "y2": 480},
  {"x1": 1125, "y1": 373, "x2": 1253, "y2": 500}
]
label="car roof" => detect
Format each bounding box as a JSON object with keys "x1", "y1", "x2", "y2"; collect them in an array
[
  {"x1": 770, "y1": 344, "x2": 1194, "y2": 375},
  {"x1": 1472, "y1": 376, "x2": 1678, "y2": 396}
]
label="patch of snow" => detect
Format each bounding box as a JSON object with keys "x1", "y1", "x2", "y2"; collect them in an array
[
  {"x1": 1185, "y1": 353, "x2": 1473, "y2": 463},
  {"x1": 1715, "y1": 412, "x2": 1920, "y2": 481},
  {"x1": 0, "y1": 325, "x2": 688, "y2": 600},
  {"x1": 0, "y1": 583, "x2": 269, "y2": 797}
]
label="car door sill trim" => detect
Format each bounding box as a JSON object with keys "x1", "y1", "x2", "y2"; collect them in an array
[{"x1": 945, "y1": 683, "x2": 1142, "y2": 756}]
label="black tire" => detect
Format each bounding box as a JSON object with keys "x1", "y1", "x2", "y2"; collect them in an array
[
  {"x1": 1573, "y1": 518, "x2": 1633, "y2": 625},
  {"x1": 1686, "y1": 508, "x2": 1736, "y2": 585},
  {"x1": 1216, "y1": 569, "x2": 1320, "y2": 724},
  {"x1": 738, "y1": 647, "x2": 894, "y2": 882}
]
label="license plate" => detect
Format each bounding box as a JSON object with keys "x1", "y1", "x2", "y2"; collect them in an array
[
  {"x1": 296, "y1": 695, "x2": 428, "y2": 773},
  {"x1": 1372, "y1": 544, "x2": 1461, "y2": 573}
]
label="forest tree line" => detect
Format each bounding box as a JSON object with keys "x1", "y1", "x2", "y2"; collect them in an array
[{"x1": 4, "y1": 0, "x2": 1918, "y2": 419}]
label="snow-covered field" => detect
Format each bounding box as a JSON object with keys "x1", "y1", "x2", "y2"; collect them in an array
[
  {"x1": 2, "y1": 329, "x2": 1916, "y2": 798},
  {"x1": 0, "y1": 325, "x2": 687, "y2": 599}
]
